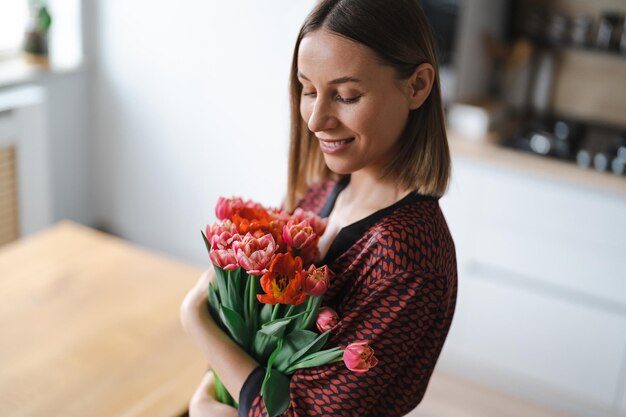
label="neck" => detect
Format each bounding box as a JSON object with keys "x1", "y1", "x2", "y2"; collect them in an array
[{"x1": 340, "y1": 170, "x2": 411, "y2": 210}]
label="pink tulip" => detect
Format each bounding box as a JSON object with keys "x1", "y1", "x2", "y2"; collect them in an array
[
  {"x1": 316, "y1": 306, "x2": 339, "y2": 333},
  {"x1": 343, "y1": 341, "x2": 378, "y2": 373},
  {"x1": 209, "y1": 232, "x2": 241, "y2": 270},
  {"x1": 292, "y1": 208, "x2": 327, "y2": 236},
  {"x1": 215, "y1": 197, "x2": 246, "y2": 220},
  {"x1": 283, "y1": 219, "x2": 317, "y2": 250},
  {"x1": 206, "y1": 219, "x2": 238, "y2": 241},
  {"x1": 232, "y1": 233, "x2": 277, "y2": 276},
  {"x1": 304, "y1": 265, "x2": 333, "y2": 297},
  {"x1": 209, "y1": 249, "x2": 238, "y2": 270}
]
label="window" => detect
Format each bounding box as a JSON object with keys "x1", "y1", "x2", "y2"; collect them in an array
[
  {"x1": 0, "y1": 0, "x2": 82, "y2": 68},
  {"x1": 0, "y1": 2, "x2": 30, "y2": 59}
]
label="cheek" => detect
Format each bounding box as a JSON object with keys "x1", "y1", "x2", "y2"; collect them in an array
[{"x1": 300, "y1": 101, "x2": 311, "y2": 123}]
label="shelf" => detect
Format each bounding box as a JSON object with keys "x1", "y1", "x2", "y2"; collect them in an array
[{"x1": 448, "y1": 130, "x2": 626, "y2": 197}]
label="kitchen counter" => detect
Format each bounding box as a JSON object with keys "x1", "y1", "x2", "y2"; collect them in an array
[{"x1": 448, "y1": 130, "x2": 626, "y2": 197}]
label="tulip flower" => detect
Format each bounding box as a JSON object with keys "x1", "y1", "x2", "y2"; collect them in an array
[
  {"x1": 209, "y1": 231, "x2": 241, "y2": 270},
  {"x1": 316, "y1": 306, "x2": 339, "y2": 333},
  {"x1": 215, "y1": 197, "x2": 244, "y2": 220},
  {"x1": 206, "y1": 219, "x2": 238, "y2": 241},
  {"x1": 257, "y1": 253, "x2": 306, "y2": 305},
  {"x1": 232, "y1": 233, "x2": 277, "y2": 276},
  {"x1": 283, "y1": 219, "x2": 317, "y2": 250},
  {"x1": 343, "y1": 341, "x2": 378, "y2": 373},
  {"x1": 303, "y1": 265, "x2": 333, "y2": 296},
  {"x1": 292, "y1": 208, "x2": 327, "y2": 236}
]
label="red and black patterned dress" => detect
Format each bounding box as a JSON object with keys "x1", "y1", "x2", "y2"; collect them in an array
[{"x1": 240, "y1": 176, "x2": 458, "y2": 417}]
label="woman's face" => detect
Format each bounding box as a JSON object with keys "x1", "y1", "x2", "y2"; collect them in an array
[{"x1": 297, "y1": 29, "x2": 412, "y2": 177}]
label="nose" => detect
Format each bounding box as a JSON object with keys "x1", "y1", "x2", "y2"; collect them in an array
[{"x1": 305, "y1": 96, "x2": 339, "y2": 133}]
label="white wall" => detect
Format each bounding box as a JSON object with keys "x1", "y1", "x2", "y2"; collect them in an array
[{"x1": 90, "y1": 1, "x2": 317, "y2": 265}]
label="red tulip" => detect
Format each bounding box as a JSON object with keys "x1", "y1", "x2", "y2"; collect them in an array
[
  {"x1": 343, "y1": 341, "x2": 378, "y2": 373},
  {"x1": 232, "y1": 233, "x2": 277, "y2": 276},
  {"x1": 303, "y1": 265, "x2": 333, "y2": 297},
  {"x1": 316, "y1": 306, "x2": 339, "y2": 333},
  {"x1": 257, "y1": 253, "x2": 306, "y2": 306}
]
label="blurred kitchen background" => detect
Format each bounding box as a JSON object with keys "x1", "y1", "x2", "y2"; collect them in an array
[{"x1": 0, "y1": 1, "x2": 625, "y2": 417}]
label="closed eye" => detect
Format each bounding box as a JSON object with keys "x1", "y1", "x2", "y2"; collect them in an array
[{"x1": 336, "y1": 94, "x2": 361, "y2": 104}]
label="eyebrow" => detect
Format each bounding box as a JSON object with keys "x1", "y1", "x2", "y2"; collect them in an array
[{"x1": 297, "y1": 72, "x2": 362, "y2": 85}]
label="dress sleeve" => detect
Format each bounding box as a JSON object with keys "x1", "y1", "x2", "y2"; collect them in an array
[{"x1": 247, "y1": 268, "x2": 447, "y2": 417}]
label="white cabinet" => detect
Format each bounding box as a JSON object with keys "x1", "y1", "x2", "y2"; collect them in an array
[{"x1": 439, "y1": 156, "x2": 626, "y2": 417}]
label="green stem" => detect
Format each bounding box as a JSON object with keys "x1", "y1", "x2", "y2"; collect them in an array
[
  {"x1": 271, "y1": 303, "x2": 281, "y2": 321},
  {"x1": 248, "y1": 276, "x2": 257, "y2": 333},
  {"x1": 285, "y1": 304, "x2": 295, "y2": 317},
  {"x1": 301, "y1": 296, "x2": 315, "y2": 328}
]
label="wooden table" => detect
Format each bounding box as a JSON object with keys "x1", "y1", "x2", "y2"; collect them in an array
[{"x1": 0, "y1": 222, "x2": 206, "y2": 417}]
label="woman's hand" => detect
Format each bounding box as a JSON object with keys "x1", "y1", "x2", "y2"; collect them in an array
[
  {"x1": 180, "y1": 268, "x2": 216, "y2": 329},
  {"x1": 189, "y1": 371, "x2": 238, "y2": 417}
]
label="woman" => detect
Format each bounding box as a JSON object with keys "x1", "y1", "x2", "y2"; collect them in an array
[{"x1": 180, "y1": 0, "x2": 457, "y2": 416}]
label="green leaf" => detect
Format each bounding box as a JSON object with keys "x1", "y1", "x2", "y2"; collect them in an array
[
  {"x1": 226, "y1": 269, "x2": 242, "y2": 313},
  {"x1": 274, "y1": 330, "x2": 318, "y2": 372},
  {"x1": 252, "y1": 316, "x2": 293, "y2": 361},
  {"x1": 284, "y1": 347, "x2": 344, "y2": 373},
  {"x1": 212, "y1": 368, "x2": 238, "y2": 408},
  {"x1": 259, "y1": 303, "x2": 273, "y2": 326},
  {"x1": 214, "y1": 265, "x2": 230, "y2": 310},
  {"x1": 207, "y1": 283, "x2": 221, "y2": 322},
  {"x1": 287, "y1": 330, "x2": 332, "y2": 367},
  {"x1": 260, "y1": 340, "x2": 291, "y2": 417},
  {"x1": 261, "y1": 369, "x2": 291, "y2": 417},
  {"x1": 300, "y1": 296, "x2": 323, "y2": 330},
  {"x1": 219, "y1": 305, "x2": 249, "y2": 348},
  {"x1": 201, "y1": 230, "x2": 211, "y2": 254}
]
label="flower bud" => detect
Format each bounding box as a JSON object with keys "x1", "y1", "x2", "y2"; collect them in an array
[
  {"x1": 343, "y1": 341, "x2": 378, "y2": 373},
  {"x1": 303, "y1": 265, "x2": 333, "y2": 296},
  {"x1": 316, "y1": 306, "x2": 339, "y2": 333}
]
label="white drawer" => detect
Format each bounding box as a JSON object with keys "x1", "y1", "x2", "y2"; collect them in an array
[
  {"x1": 445, "y1": 271, "x2": 626, "y2": 411},
  {"x1": 444, "y1": 159, "x2": 626, "y2": 308}
]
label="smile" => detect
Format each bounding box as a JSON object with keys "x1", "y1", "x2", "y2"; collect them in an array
[{"x1": 318, "y1": 137, "x2": 355, "y2": 154}]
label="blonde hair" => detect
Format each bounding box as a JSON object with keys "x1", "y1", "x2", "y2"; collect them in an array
[{"x1": 285, "y1": 0, "x2": 450, "y2": 213}]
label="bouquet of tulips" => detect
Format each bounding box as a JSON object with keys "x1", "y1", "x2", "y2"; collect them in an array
[{"x1": 202, "y1": 197, "x2": 378, "y2": 417}]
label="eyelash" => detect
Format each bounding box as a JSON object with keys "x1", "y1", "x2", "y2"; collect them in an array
[{"x1": 302, "y1": 92, "x2": 361, "y2": 104}]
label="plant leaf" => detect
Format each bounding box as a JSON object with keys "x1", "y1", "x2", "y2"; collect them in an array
[
  {"x1": 201, "y1": 230, "x2": 211, "y2": 254},
  {"x1": 287, "y1": 330, "x2": 332, "y2": 367},
  {"x1": 226, "y1": 269, "x2": 242, "y2": 313},
  {"x1": 261, "y1": 369, "x2": 291, "y2": 417},
  {"x1": 284, "y1": 347, "x2": 344, "y2": 373},
  {"x1": 259, "y1": 303, "x2": 273, "y2": 326},
  {"x1": 274, "y1": 329, "x2": 318, "y2": 372},
  {"x1": 219, "y1": 305, "x2": 249, "y2": 348},
  {"x1": 260, "y1": 340, "x2": 291, "y2": 417},
  {"x1": 214, "y1": 265, "x2": 230, "y2": 310},
  {"x1": 252, "y1": 316, "x2": 294, "y2": 361},
  {"x1": 207, "y1": 283, "x2": 221, "y2": 322}
]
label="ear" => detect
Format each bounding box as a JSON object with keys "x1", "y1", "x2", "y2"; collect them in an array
[{"x1": 406, "y1": 63, "x2": 435, "y2": 110}]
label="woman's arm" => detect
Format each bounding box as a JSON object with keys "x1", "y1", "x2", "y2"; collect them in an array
[
  {"x1": 180, "y1": 269, "x2": 258, "y2": 403},
  {"x1": 189, "y1": 370, "x2": 238, "y2": 417}
]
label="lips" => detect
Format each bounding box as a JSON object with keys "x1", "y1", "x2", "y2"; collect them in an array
[
  {"x1": 318, "y1": 137, "x2": 355, "y2": 153},
  {"x1": 318, "y1": 137, "x2": 355, "y2": 148}
]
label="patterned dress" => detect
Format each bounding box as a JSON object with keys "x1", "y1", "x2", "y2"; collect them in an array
[{"x1": 241, "y1": 177, "x2": 458, "y2": 417}]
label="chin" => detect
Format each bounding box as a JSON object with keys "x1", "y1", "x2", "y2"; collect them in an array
[{"x1": 322, "y1": 157, "x2": 357, "y2": 176}]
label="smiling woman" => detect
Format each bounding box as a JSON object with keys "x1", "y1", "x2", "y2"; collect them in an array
[{"x1": 180, "y1": 1, "x2": 457, "y2": 416}]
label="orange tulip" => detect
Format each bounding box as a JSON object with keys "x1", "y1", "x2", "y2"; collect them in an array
[{"x1": 257, "y1": 253, "x2": 306, "y2": 306}]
